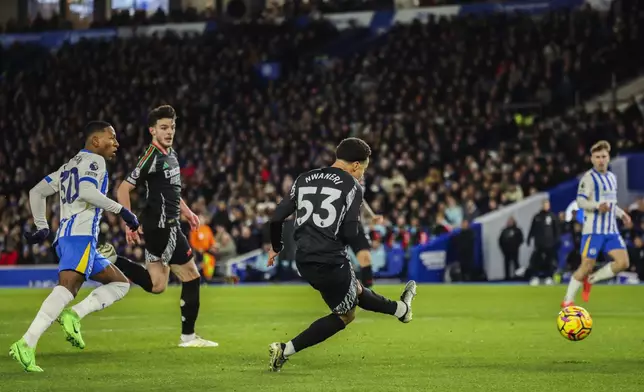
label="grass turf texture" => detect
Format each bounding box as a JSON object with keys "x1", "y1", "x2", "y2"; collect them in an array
[{"x1": 1, "y1": 285, "x2": 643, "y2": 392}]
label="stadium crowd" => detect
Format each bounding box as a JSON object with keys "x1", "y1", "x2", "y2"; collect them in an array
[
  {"x1": 0, "y1": 0, "x2": 503, "y2": 34},
  {"x1": 1, "y1": 3, "x2": 643, "y2": 282}
]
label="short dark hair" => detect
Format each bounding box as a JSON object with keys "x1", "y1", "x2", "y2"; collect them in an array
[
  {"x1": 335, "y1": 137, "x2": 371, "y2": 163},
  {"x1": 84, "y1": 121, "x2": 112, "y2": 140},
  {"x1": 148, "y1": 105, "x2": 177, "y2": 127}
]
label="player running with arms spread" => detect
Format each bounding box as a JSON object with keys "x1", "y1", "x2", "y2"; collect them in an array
[
  {"x1": 114, "y1": 105, "x2": 217, "y2": 348},
  {"x1": 10, "y1": 122, "x2": 139, "y2": 372},
  {"x1": 562, "y1": 141, "x2": 631, "y2": 307},
  {"x1": 266, "y1": 137, "x2": 417, "y2": 372}
]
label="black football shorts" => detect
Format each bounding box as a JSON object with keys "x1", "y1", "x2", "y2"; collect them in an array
[
  {"x1": 143, "y1": 225, "x2": 193, "y2": 266},
  {"x1": 296, "y1": 260, "x2": 359, "y2": 315}
]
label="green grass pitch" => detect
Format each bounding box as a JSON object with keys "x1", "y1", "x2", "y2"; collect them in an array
[{"x1": 1, "y1": 284, "x2": 643, "y2": 392}]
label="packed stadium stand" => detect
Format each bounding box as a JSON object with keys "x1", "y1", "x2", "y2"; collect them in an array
[{"x1": 1, "y1": 0, "x2": 643, "y2": 284}]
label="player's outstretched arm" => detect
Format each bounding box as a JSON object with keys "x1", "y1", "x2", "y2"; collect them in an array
[
  {"x1": 78, "y1": 181, "x2": 123, "y2": 213},
  {"x1": 267, "y1": 185, "x2": 298, "y2": 265},
  {"x1": 180, "y1": 198, "x2": 200, "y2": 230},
  {"x1": 269, "y1": 196, "x2": 297, "y2": 253},
  {"x1": 361, "y1": 201, "x2": 384, "y2": 225},
  {"x1": 615, "y1": 206, "x2": 632, "y2": 225},
  {"x1": 340, "y1": 185, "x2": 363, "y2": 243},
  {"x1": 117, "y1": 176, "x2": 142, "y2": 242},
  {"x1": 80, "y1": 181, "x2": 138, "y2": 231},
  {"x1": 76, "y1": 156, "x2": 138, "y2": 231},
  {"x1": 116, "y1": 181, "x2": 135, "y2": 212},
  {"x1": 29, "y1": 175, "x2": 59, "y2": 230}
]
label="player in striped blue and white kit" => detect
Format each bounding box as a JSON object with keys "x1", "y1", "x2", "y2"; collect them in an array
[
  {"x1": 9, "y1": 122, "x2": 140, "y2": 372},
  {"x1": 562, "y1": 141, "x2": 631, "y2": 307}
]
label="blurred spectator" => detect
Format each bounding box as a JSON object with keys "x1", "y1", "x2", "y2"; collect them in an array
[
  {"x1": 527, "y1": 200, "x2": 559, "y2": 285},
  {"x1": 189, "y1": 214, "x2": 217, "y2": 280},
  {"x1": 628, "y1": 198, "x2": 644, "y2": 233},
  {"x1": 451, "y1": 220, "x2": 480, "y2": 281},
  {"x1": 628, "y1": 236, "x2": 644, "y2": 280},
  {"x1": 498, "y1": 216, "x2": 524, "y2": 280},
  {"x1": 245, "y1": 244, "x2": 276, "y2": 282},
  {"x1": 0, "y1": 239, "x2": 19, "y2": 265},
  {"x1": 444, "y1": 195, "x2": 463, "y2": 227},
  {"x1": 190, "y1": 215, "x2": 217, "y2": 254},
  {"x1": 235, "y1": 226, "x2": 260, "y2": 255},
  {"x1": 369, "y1": 231, "x2": 387, "y2": 274},
  {"x1": 213, "y1": 225, "x2": 237, "y2": 276}
]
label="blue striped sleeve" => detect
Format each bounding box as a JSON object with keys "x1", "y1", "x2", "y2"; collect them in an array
[{"x1": 80, "y1": 176, "x2": 99, "y2": 188}]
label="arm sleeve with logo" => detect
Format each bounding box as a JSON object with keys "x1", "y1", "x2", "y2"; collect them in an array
[
  {"x1": 577, "y1": 173, "x2": 599, "y2": 210},
  {"x1": 125, "y1": 147, "x2": 154, "y2": 187}
]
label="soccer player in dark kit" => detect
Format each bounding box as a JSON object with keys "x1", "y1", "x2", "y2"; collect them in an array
[
  {"x1": 114, "y1": 105, "x2": 217, "y2": 347},
  {"x1": 266, "y1": 137, "x2": 417, "y2": 372}
]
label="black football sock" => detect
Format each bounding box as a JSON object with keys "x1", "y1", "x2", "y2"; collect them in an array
[
  {"x1": 358, "y1": 288, "x2": 399, "y2": 315},
  {"x1": 290, "y1": 314, "x2": 346, "y2": 354},
  {"x1": 180, "y1": 277, "x2": 200, "y2": 336},
  {"x1": 360, "y1": 265, "x2": 374, "y2": 288},
  {"x1": 114, "y1": 256, "x2": 153, "y2": 292}
]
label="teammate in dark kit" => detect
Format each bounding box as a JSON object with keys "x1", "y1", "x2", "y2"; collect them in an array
[
  {"x1": 113, "y1": 105, "x2": 217, "y2": 347},
  {"x1": 267, "y1": 137, "x2": 417, "y2": 372}
]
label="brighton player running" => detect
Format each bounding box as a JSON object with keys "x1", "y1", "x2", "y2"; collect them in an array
[
  {"x1": 9, "y1": 122, "x2": 139, "y2": 372},
  {"x1": 562, "y1": 141, "x2": 631, "y2": 307}
]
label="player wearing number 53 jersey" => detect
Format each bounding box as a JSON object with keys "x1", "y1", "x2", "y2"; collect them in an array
[
  {"x1": 266, "y1": 138, "x2": 417, "y2": 372},
  {"x1": 10, "y1": 122, "x2": 139, "y2": 372},
  {"x1": 562, "y1": 140, "x2": 631, "y2": 308}
]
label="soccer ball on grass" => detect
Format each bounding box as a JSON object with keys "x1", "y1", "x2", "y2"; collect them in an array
[{"x1": 557, "y1": 305, "x2": 593, "y2": 341}]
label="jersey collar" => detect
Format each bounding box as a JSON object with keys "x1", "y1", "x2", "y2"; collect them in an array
[
  {"x1": 592, "y1": 168, "x2": 606, "y2": 177},
  {"x1": 152, "y1": 141, "x2": 169, "y2": 155}
]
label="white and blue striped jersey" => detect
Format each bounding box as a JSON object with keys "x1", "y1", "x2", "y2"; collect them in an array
[
  {"x1": 576, "y1": 169, "x2": 621, "y2": 235},
  {"x1": 44, "y1": 149, "x2": 109, "y2": 241}
]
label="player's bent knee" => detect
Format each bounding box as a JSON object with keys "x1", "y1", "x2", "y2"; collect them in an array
[
  {"x1": 172, "y1": 259, "x2": 201, "y2": 282},
  {"x1": 614, "y1": 255, "x2": 630, "y2": 270},
  {"x1": 338, "y1": 308, "x2": 356, "y2": 325},
  {"x1": 150, "y1": 282, "x2": 167, "y2": 294},
  {"x1": 150, "y1": 276, "x2": 168, "y2": 294}
]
